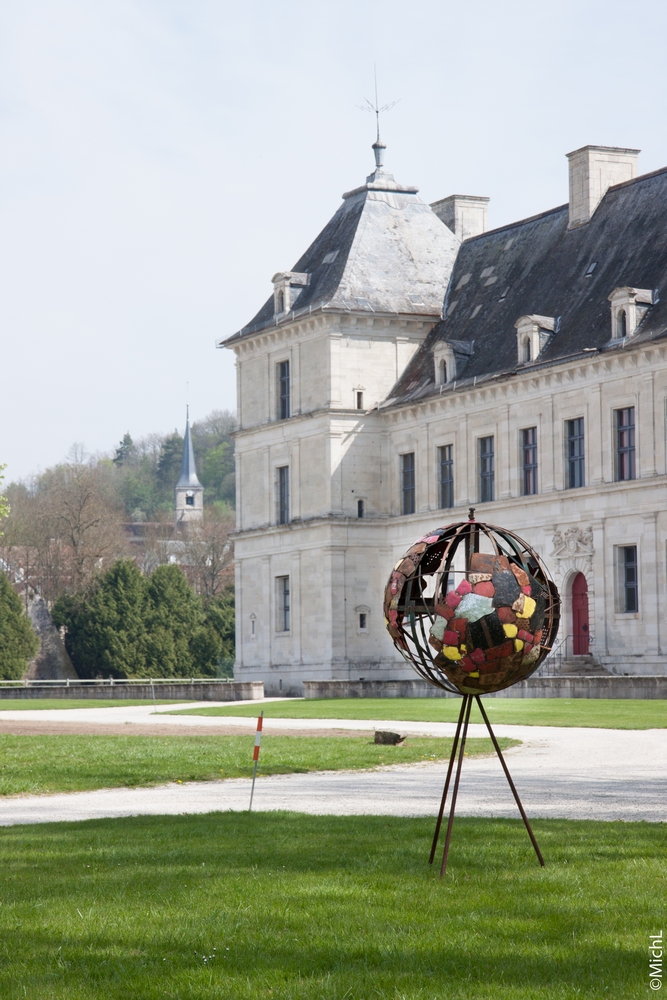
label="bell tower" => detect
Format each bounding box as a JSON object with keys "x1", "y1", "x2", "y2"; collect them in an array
[{"x1": 174, "y1": 408, "x2": 203, "y2": 525}]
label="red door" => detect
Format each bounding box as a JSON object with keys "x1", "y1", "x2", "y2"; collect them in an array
[{"x1": 572, "y1": 573, "x2": 590, "y2": 655}]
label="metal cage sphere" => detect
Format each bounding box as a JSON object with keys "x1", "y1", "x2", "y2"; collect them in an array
[{"x1": 383, "y1": 516, "x2": 560, "y2": 696}]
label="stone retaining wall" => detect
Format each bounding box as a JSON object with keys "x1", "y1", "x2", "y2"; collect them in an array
[
  {"x1": 0, "y1": 681, "x2": 264, "y2": 701},
  {"x1": 303, "y1": 676, "x2": 667, "y2": 700}
]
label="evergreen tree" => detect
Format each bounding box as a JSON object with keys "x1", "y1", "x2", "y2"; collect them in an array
[
  {"x1": 0, "y1": 574, "x2": 40, "y2": 679},
  {"x1": 53, "y1": 560, "x2": 147, "y2": 678},
  {"x1": 112, "y1": 432, "x2": 136, "y2": 466},
  {"x1": 143, "y1": 564, "x2": 219, "y2": 677},
  {"x1": 203, "y1": 588, "x2": 235, "y2": 677},
  {"x1": 157, "y1": 433, "x2": 184, "y2": 489},
  {"x1": 52, "y1": 560, "x2": 224, "y2": 678}
]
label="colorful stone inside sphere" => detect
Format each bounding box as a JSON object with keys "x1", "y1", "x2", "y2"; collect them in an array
[{"x1": 384, "y1": 524, "x2": 559, "y2": 695}]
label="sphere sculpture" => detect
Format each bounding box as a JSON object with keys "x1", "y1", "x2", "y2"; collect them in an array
[
  {"x1": 383, "y1": 511, "x2": 560, "y2": 874},
  {"x1": 384, "y1": 512, "x2": 560, "y2": 695}
]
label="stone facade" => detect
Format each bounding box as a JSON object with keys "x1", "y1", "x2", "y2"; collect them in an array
[{"x1": 223, "y1": 143, "x2": 667, "y2": 693}]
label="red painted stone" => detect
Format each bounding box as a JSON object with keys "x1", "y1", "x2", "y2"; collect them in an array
[
  {"x1": 497, "y1": 607, "x2": 517, "y2": 624},
  {"x1": 443, "y1": 630, "x2": 460, "y2": 646},
  {"x1": 434, "y1": 602, "x2": 455, "y2": 621},
  {"x1": 456, "y1": 579, "x2": 472, "y2": 595},
  {"x1": 460, "y1": 656, "x2": 477, "y2": 672},
  {"x1": 445, "y1": 591, "x2": 461, "y2": 609},
  {"x1": 470, "y1": 648, "x2": 486, "y2": 664},
  {"x1": 473, "y1": 581, "x2": 495, "y2": 598},
  {"x1": 522, "y1": 585, "x2": 532, "y2": 595}
]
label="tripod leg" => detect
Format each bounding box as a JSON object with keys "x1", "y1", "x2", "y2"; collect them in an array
[
  {"x1": 440, "y1": 693, "x2": 473, "y2": 877},
  {"x1": 429, "y1": 695, "x2": 468, "y2": 864},
  {"x1": 474, "y1": 695, "x2": 545, "y2": 868}
]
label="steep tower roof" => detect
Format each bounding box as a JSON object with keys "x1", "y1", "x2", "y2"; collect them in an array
[
  {"x1": 176, "y1": 414, "x2": 202, "y2": 488},
  {"x1": 222, "y1": 148, "x2": 460, "y2": 345}
]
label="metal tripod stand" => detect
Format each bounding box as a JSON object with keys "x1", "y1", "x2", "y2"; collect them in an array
[{"x1": 429, "y1": 694, "x2": 545, "y2": 876}]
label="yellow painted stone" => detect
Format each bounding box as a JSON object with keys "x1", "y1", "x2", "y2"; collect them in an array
[
  {"x1": 460, "y1": 644, "x2": 467, "y2": 654},
  {"x1": 514, "y1": 639, "x2": 524, "y2": 652},
  {"x1": 503, "y1": 624, "x2": 518, "y2": 638},
  {"x1": 443, "y1": 646, "x2": 462, "y2": 661},
  {"x1": 523, "y1": 596, "x2": 536, "y2": 618},
  {"x1": 468, "y1": 670, "x2": 480, "y2": 677}
]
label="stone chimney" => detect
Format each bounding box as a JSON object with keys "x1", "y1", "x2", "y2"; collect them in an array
[
  {"x1": 430, "y1": 195, "x2": 489, "y2": 241},
  {"x1": 566, "y1": 145, "x2": 640, "y2": 229}
]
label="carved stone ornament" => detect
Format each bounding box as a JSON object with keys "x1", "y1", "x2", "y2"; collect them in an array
[{"x1": 550, "y1": 526, "x2": 594, "y2": 583}]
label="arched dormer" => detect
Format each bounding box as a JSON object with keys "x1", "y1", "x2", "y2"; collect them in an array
[
  {"x1": 272, "y1": 271, "x2": 309, "y2": 317},
  {"x1": 434, "y1": 342, "x2": 456, "y2": 385},
  {"x1": 514, "y1": 315, "x2": 555, "y2": 365},
  {"x1": 608, "y1": 287, "x2": 653, "y2": 341}
]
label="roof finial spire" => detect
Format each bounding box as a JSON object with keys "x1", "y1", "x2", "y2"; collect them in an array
[{"x1": 357, "y1": 65, "x2": 399, "y2": 172}]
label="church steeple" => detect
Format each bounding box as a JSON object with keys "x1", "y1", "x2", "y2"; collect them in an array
[{"x1": 174, "y1": 408, "x2": 203, "y2": 525}]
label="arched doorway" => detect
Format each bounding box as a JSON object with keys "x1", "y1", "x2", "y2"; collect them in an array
[{"x1": 571, "y1": 573, "x2": 590, "y2": 655}]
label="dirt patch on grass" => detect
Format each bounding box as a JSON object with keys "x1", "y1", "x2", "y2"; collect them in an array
[{"x1": 0, "y1": 720, "x2": 375, "y2": 739}]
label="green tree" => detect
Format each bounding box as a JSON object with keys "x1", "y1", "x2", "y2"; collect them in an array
[
  {"x1": 53, "y1": 560, "x2": 147, "y2": 678},
  {"x1": 0, "y1": 574, "x2": 39, "y2": 679},
  {"x1": 203, "y1": 588, "x2": 235, "y2": 677},
  {"x1": 0, "y1": 465, "x2": 9, "y2": 527},
  {"x1": 157, "y1": 433, "x2": 184, "y2": 490},
  {"x1": 113, "y1": 433, "x2": 136, "y2": 466},
  {"x1": 53, "y1": 561, "x2": 222, "y2": 679},
  {"x1": 143, "y1": 565, "x2": 219, "y2": 677}
]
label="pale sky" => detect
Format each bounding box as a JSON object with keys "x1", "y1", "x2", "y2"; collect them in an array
[{"x1": 2, "y1": 0, "x2": 667, "y2": 481}]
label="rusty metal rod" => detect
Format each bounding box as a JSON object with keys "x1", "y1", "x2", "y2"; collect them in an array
[
  {"x1": 429, "y1": 695, "x2": 468, "y2": 864},
  {"x1": 474, "y1": 695, "x2": 545, "y2": 867},
  {"x1": 440, "y1": 694, "x2": 473, "y2": 877}
]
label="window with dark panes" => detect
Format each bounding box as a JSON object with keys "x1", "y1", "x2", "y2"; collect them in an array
[
  {"x1": 566, "y1": 418, "x2": 585, "y2": 488},
  {"x1": 401, "y1": 453, "x2": 415, "y2": 515},
  {"x1": 616, "y1": 407, "x2": 636, "y2": 481},
  {"x1": 277, "y1": 466, "x2": 289, "y2": 524},
  {"x1": 522, "y1": 427, "x2": 538, "y2": 495},
  {"x1": 278, "y1": 360, "x2": 290, "y2": 420},
  {"x1": 479, "y1": 436, "x2": 495, "y2": 503},
  {"x1": 620, "y1": 545, "x2": 638, "y2": 613},
  {"x1": 276, "y1": 576, "x2": 290, "y2": 632},
  {"x1": 438, "y1": 444, "x2": 454, "y2": 509}
]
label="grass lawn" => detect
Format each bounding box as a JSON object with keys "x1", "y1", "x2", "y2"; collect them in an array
[
  {"x1": 168, "y1": 696, "x2": 667, "y2": 729},
  {"x1": 0, "y1": 812, "x2": 662, "y2": 999},
  {"x1": 0, "y1": 699, "x2": 187, "y2": 710},
  {"x1": 0, "y1": 733, "x2": 517, "y2": 796}
]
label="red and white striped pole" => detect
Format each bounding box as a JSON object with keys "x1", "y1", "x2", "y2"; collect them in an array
[{"x1": 248, "y1": 711, "x2": 264, "y2": 811}]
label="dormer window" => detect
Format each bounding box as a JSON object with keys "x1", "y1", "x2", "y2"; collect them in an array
[
  {"x1": 434, "y1": 343, "x2": 456, "y2": 385},
  {"x1": 608, "y1": 287, "x2": 653, "y2": 341},
  {"x1": 514, "y1": 315, "x2": 555, "y2": 365},
  {"x1": 617, "y1": 309, "x2": 627, "y2": 339},
  {"x1": 272, "y1": 271, "x2": 309, "y2": 317}
]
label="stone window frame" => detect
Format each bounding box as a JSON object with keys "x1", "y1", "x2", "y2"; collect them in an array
[{"x1": 614, "y1": 544, "x2": 639, "y2": 615}]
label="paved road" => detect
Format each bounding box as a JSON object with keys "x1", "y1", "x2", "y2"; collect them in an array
[{"x1": 0, "y1": 701, "x2": 664, "y2": 825}]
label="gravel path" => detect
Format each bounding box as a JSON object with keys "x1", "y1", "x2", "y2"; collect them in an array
[{"x1": 0, "y1": 701, "x2": 664, "y2": 826}]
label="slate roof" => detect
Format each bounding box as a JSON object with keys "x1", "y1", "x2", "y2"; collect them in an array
[
  {"x1": 176, "y1": 419, "x2": 202, "y2": 489},
  {"x1": 222, "y1": 163, "x2": 459, "y2": 346},
  {"x1": 384, "y1": 166, "x2": 667, "y2": 408}
]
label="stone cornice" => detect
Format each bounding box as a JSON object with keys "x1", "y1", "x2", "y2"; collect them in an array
[
  {"x1": 228, "y1": 310, "x2": 437, "y2": 357},
  {"x1": 385, "y1": 342, "x2": 667, "y2": 425}
]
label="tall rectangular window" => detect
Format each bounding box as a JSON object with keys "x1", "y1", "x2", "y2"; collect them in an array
[
  {"x1": 276, "y1": 576, "x2": 290, "y2": 632},
  {"x1": 278, "y1": 360, "x2": 290, "y2": 420},
  {"x1": 277, "y1": 466, "x2": 289, "y2": 524},
  {"x1": 479, "y1": 436, "x2": 495, "y2": 503},
  {"x1": 522, "y1": 427, "x2": 538, "y2": 495},
  {"x1": 566, "y1": 417, "x2": 585, "y2": 488},
  {"x1": 618, "y1": 545, "x2": 638, "y2": 613},
  {"x1": 616, "y1": 407, "x2": 636, "y2": 481},
  {"x1": 401, "y1": 453, "x2": 415, "y2": 515},
  {"x1": 438, "y1": 444, "x2": 454, "y2": 509}
]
